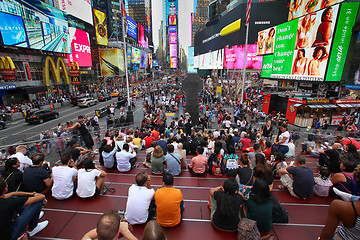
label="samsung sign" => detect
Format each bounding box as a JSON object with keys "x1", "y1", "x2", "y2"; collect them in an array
[{"x1": 194, "y1": 0, "x2": 288, "y2": 55}]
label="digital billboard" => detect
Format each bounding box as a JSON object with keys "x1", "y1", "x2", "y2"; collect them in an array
[
  {"x1": 99, "y1": 49, "x2": 125, "y2": 76},
  {"x1": 148, "y1": 53, "x2": 152, "y2": 67},
  {"x1": 168, "y1": 4, "x2": 177, "y2": 26},
  {"x1": 0, "y1": 12, "x2": 28, "y2": 47},
  {"x1": 170, "y1": 57, "x2": 177, "y2": 69},
  {"x1": 132, "y1": 47, "x2": 141, "y2": 64},
  {"x1": 198, "y1": 49, "x2": 224, "y2": 70},
  {"x1": 67, "y1": 27, "x2": 92, "y2": 67},
  {"x1": 0, "y1": 0, "x2": 70, "y2": 53},
  {"x1": 93, "y1": 9, "x2": 108, "y2": 46},
  {"x1": 57, "y1": 0, "x2": 93, "y2": 25},
  {"x1": 271, "y1": 5, "x2": 339, "y2": 81},
  {"x1": 170, "y1": 44, "x2": 177, "y2": 57},
  {"x1": 140, "y1": 51, "x2": 148, "y2": 68},
  {"x1": 169, "y1": 26, "x2": 177, "y2": 33},
  {"x1": 138, "y1": 24, "x2": 146, "y2": 47},
  {"x1": 188, "y1": 46, "x2": 196, "y2": 73},
  {"x1": 127, "y1": 46, "x2": 132, "y2": 65},
  {"x1": 257, "y1": 27, "x2": 276, "y2": 55},
  {"x1": 169, "y1": 32, "x2": 177, "y2": 44},
  {"x1": 127, "y1": 15, "x2": 137, "y2": 39},
  {"x1": 152, "y1": 60, "x2": 159, "y2": 67},
  {"x1": 325, "y1": 2, "x2": 359, "y2": 82},
  {"x1": 288, "y1": 0, "x2": 344, "y2": 20},
  {"x1": 224, "y1": 44, "x2": 263, "y2": 70}
]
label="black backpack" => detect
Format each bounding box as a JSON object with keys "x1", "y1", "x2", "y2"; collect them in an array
[{"x1": 271, "y1": 195, "x2": 289, "y2": 223}]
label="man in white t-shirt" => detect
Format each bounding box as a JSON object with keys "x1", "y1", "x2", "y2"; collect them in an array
[
  {"x1": 51, "y1": 153, "x2": 78, "y2": 200},
  {"x1": 125, "y1": 172, "x2": 155, "y2": 224},
  {"x1": 116, "y1": 144, "x2": 137, "y2": 172},
  {"x1": 11, "y1": 145, "x2": 32, "y2": 172}
]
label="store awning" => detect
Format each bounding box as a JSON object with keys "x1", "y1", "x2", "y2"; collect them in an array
[
  {"x1": 24, "y1": 86, "x2": 48, "y2": 94},
  {"x1": 322, "y1": 104, "x2": 338, "y2": 108},
  {"x1": 338, "y1": 104, "x2": 356, "y2": 108},
  {"x1": 293, "y1": 103, "x2": 302, "y2": 107},
  {"x1": 308, "y1": 105, "x2": 318, "y2": 108},
  {"x1": 353, "y1": 103, "x2": 360, "y2": 107}
]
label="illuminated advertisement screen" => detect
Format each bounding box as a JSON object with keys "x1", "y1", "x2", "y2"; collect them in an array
[
  {"x1": 148, "y1": 53, "x2": 152, "y2": 66},
  {"x1": 127, "y1": 15, "x2": 137, "y2": 39},
  {"x1": 138, "y1": 24, "x2": 146, "y2": 47},
  {"x1": 168, "y1": 4, "x2": 177, "y2": 25},
  {"x1": 288, "y1": 0, "x2": 344, "y2": 20},
  {"x1": 224, "y1": 44, "x2": 263, "y2": 70},
  {"x1": 57, "y1": 0, "x2": 93, "y2": 25},
  {"x1": 140, "y1": 51, "x2": 148, "y2": 68},
  {"x1": 152, "y1": 60, "x2": 159, "y2": 67},
  {"x1": 169, "y1": 32, "x2": 177, "y2": 44},
  {"x1": 127, "y1": 45, "x2": 132, "y2": 65},
  {"x1": 270, "y1": 5, "x2": 339, "y2": 81},
  {"x1": 132, "y1": 47, "x2": 141, "y2": 64},
  {"x1": 170, "y1": 57, "x2": 177, "y2": 69},
  {"x1": 93, "y1": 9, "x2": 108, "y2": 46},
  {"x1": 257, "y1": 27, "x2": 276, "y2": 56},
  {"x1": 0, "y1": 11, "x2": 28, "y2": 47},
  {"x1": 188, "y1": 46, "x2": 196, "y2": 73},
  {"x1": 99, "y1": 49, "x2": 125, "y2": 76},
  {"x1": 170, "y1": 44, "x2": 177, "y2": 57},
  {"x1": 0, "y1": 0, "x2": 70, "y2": 53},
  {"x1": 67, "y1": 27, "x2": 92, "y2": 67},
  {"x1": 169, "y1": 26, "x2": 177, "y2": 33}
]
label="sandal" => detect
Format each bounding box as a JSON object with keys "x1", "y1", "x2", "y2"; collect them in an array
[{"x1": 278, "y1": 185, "x2": 286, "y2": 191}]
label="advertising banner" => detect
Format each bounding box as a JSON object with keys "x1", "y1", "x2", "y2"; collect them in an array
[
  {"x1": 169, "y1": 26, "x2": 177, "y2": 33},
  {"x1": 194, "y1": 55, "x2": 199, "y2": 68},
  {"x1": 93, "y1": 9, "x2": 108, "y2": 46},
  {"x1": 0, "y1": 12, "x2": 28, "y2": 47},
  {"x1": 188, "y1": 46, "x2": 196, "y2": 73},
  {"x1": 170, "y1": 57, "x2": 177, "y2": 69},
  {"x1": 169, "y1": 32, "x2": 177, "y2": 44},
  {"x1": 0, "y1": 0, "x2": 70, "y2": 53},
  {"x1": 148, "y1": 53, "x2": 152, "y2": 67},
  {"x1": 168, "y1": 4, "x2": 177, "y2": 26},
  {"x1": 127, "y1": 15, "x2": 137, "y2": 39},
  {"x1": 138, "y1": 24, "x2": 146, "y2": 47},
  {"x1": 261, "y1": 55, "x2": 274, "y2": 78},
  {"x1": 99, "y1": 49, "x2": 125, "y2": 76},
  {"x1": 57, "y1": 0, "x2": 93, "y2": 25},
  {"x1": 224, "y1": 44, "x2": 263, "y2": 70},
  {"x1": 265, "y1": 5, "x2": 339, "y2": 82},
  {"x1": 67, "y1": 27, "x2": 92, "y2": 67},
  {"x1": 288, "y1": 0, "x2": 344, "y2": 20},
  {"x1": 132, "y1": 47, "x2": 141, "y2": 64},
  {"x1": 152, "y1": 60, "x2": 159, "y2": 67},
  {"x1": 170, "y1": 44, "x2": 177, "y2": 57},
  {"x1": 127, "y1": 46, "x2": 132, "y2": 65},
  {"x1": 257, "y1": 27, "x2": 276, "y2": 55},
  {"x1": 325, "y1": 2, "x2": 359, "y2": 82},
  {"x1": 140, "y1": 51, "x2": 148, "y2": 68}
]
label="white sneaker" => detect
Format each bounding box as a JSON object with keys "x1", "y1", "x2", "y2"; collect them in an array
[
  {"x1": 333, "y1": 187, "x2": 352, "y2": 202},
  {"x1": 38, "y1": 211, "x2": 44, "y2": 219},
  {"x1": 28, "y1": 220, "x2": 49, "y2": 237}
]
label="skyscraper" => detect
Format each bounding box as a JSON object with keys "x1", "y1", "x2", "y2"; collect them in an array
[
  {"x1": 161, "y1": 0, "x2": 178, "y2": 68},
  {"x1": 192, "y1": 0, "x2": 211, "y2": 46}
]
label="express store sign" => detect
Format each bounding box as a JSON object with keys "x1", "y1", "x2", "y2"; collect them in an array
[{"x1": 68, "y1": 27, "x2": 92, "y2": 67}]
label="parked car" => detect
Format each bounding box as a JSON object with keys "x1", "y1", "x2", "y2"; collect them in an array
[
  {"x1": 0, "y1": 120, "x2": 5, "y2": 130},
  {"x1": 78, "y1": 97, "x2": 98, "y2": 107},
  {"x1": 26, "y1": 110, "x2": 59, "y2": 124},
  {"x1": 98, "y1": 94, "x2": 112, "y2": 102},
  {"x1": 116, "y1": 97, "x2": 127, "y2": 108}
]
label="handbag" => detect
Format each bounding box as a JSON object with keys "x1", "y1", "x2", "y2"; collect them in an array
[{"x1": 238, "y1": 206, "x2": 260, "y2": 240}]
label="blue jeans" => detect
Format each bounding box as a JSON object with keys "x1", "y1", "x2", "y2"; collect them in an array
[
  {"x1": 278, "y1": 145, "x2": 289, "y2": 155},
  {"x1": 11, "y1": 200, "x2": 43, "y2": 240}
]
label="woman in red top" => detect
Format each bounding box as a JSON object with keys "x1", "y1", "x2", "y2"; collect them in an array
[{"x1": 240, "y1": 134, "x2": 252, "y2": 152}]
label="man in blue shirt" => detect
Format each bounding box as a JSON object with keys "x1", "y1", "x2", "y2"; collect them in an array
[{"x1": 164, "y1": 144, "x2": 182, "y2": 176}]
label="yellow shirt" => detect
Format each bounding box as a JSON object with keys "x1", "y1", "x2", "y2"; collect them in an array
[
  {"x1": 154, "y1": 187, "x2": 183, "y2": 227},
  {"x1": 132, "y1": 138, "x2": 142, "y2": 148}
]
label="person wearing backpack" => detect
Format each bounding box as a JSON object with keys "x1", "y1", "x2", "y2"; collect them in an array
[
  {"x1": 188, "y1": 146, "x2": 208, "y2": 176},
  {"x1": 207, "y1": 147, "x2": 225, "y2": 176},
  {"x1": 224, "y1": 145, "x2": 239, "y2": 177}
]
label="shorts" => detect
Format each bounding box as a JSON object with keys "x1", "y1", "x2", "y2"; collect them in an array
[
  {"x1": 93, "y1": 187, "x2": 100, "y2": 197},
  {"x1": 82, "y1": 134, "x2": 94, "y2": 149}
]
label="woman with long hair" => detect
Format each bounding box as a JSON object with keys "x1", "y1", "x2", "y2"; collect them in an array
[
  {"x1": 292, "y1": 49, "x2": 308, "y2": 75},
  {"x1": 312, "y1": 7, "x2": 334, "y2": 47},
  {"x1": 2, "y1": 157, "x2": 23, "y2": 192},
  {"x1": 345, "y1": 144, "x2": 360, "y2": 166},
  {"x1": 308, "y1": 46, "x2": 329, "y2": 75},
  {"x1": 151, "y1": 146, "x2": 165, "y2": 174},
  {"x1": 274, "y1": 124, "x2": 290, "y2": 155},
  {"x1": 254, "y1": 154, "x2": 274, "y2": 190},
  {"x1": 77, "y1": 158, "x2": 107, "y2": 198},
  {"x1": 309, "y1": 139, "x2": 325, "y2": 157},
  {"x1": 330, "y1": 161, "x2": 358, "y2": 198},
  {"x1": 209, "y1": 178, "x2": 243, "y2": 231},
  {"x1": 208, "y1": 147, "x2": 225, "y2": 176},
  {"x1": 296, "y1": 15, "x2": 316, "y2": 49},
  {"x1": 244, "y1": 178, "x2": 273, "y2": 234},
  {"x1": 265, "y1": 28, "x2": 275, "y2": 54},
  {"x1": 236, "y1": 154, "x2": 254, "y2": 188}
]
